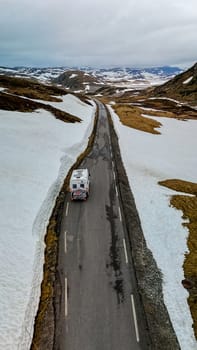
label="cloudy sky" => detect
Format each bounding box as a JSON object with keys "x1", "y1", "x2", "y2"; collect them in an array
[{"x1": 0, "y1": 0, "x2": 196, "y2": 68}]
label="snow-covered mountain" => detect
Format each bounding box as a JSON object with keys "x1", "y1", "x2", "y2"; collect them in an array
[
  {"x1": 0, "y1": 65, "x2": 182, "y2": 91},
  {"x1": 0, "y1": 66, "x2": 64, "y2": 81}
]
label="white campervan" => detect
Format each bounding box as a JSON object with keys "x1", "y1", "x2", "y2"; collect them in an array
[{"x1": 69, "y1": 168, "x2": 90, "y2": 200}]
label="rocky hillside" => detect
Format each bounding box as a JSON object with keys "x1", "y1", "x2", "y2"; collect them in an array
[
  {"x1": 0, "y1": 75, "x2": 67, "y2": 101},
  {"x1": 0, "y1": 75, "x2": 81, "y2": 123},
  {"x1": 54, "y1": 70, "x2": 100, "y2": 91},
  {"x1": 153, "y1": 62, "x2": 197, "y2": 104}
]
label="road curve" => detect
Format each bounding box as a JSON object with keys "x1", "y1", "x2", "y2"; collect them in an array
[{"x1": 55, "y1": 101, "x2": 148, "y2": 350}]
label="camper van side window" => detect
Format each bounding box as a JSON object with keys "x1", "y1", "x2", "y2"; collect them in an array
[
  {"x1": 80, "y1": 184, "x2": 84, "y2": 188},
  {"x1": 73, "y1": 184, "x2": 77, "y2": 189}
]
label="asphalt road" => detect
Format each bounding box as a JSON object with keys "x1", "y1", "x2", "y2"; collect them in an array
[{"x1": 55, "y1": 102, "x2": 147, "y2": 350}]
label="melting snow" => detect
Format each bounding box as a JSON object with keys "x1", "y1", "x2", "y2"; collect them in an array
[
  {"x1": 183, "y1": 76, "x2": 193, "y2": 84},
  {"x1": 69, "y1": 73, "x2": 77, "y2": 79}
]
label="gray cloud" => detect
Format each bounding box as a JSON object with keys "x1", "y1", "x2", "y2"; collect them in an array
[{"x1": 0, "y1": 0, "x2": 196, "y2": 67}]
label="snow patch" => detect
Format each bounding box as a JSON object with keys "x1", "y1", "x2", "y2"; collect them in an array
[
  {"x1": 183, "y1": 76, "x2": 193, "y2": 84},
  {"x1": 69, "y1": 73, "x2": 77, "y2": 79}
]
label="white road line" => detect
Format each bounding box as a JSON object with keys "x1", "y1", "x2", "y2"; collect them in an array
[
  {"x1": 64, "y1": 231, "x2": 67, "y2": 253},
  {"x1": 115, "y1": 185, "x2": 118, "y2": 197},
  {"x1": 66, "y1": 202, "x2": 69, "y2": 216},
  {"x1": 131, "y1": 294, "x2": 140, "y2": 343},
  {"x1": 118, "y1": 207, "x2": 122, "y2": 222},
  {"x1": 112, "y1": 160, "x2": 114, "y2": 168},
  {"x1": 123, "y1": 238, "x2": 128, "y2": 264},
  {"x1": 65, "y1": 278, "x2": 68, "y2": 317},
  {"x1": 113, "y1": 170, "x2": 116, "y2": 181}
]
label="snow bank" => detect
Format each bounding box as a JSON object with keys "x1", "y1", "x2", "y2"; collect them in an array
[
  {"x1": 0, "y1": 95, "x2": 96, "y2": 350},
  {"x1": 109, "y1": 106, "x2": 197, "y2": 350}
]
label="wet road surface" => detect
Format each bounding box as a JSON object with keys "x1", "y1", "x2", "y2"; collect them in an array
[{"x1": 55, "y1": 102, "x2": 145, "y2": 350}]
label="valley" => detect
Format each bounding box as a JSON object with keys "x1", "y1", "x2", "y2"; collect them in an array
[{"x1": 0, "y1": 63, "x2": 196, "y2": 350}]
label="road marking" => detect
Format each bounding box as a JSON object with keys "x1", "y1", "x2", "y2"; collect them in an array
[
  {"x1": 113, "y1": 170, "x2": 116, "y2": 181},
  {"x1": 131, "y1": 294, "x2": 140, "y2": 343},
  {"x1": 65, "y1": 278, "x2": 68, "y2": 317},
  {"x1": 118, "y1": 207, "x2": 122, "y2": 222},
  {"x1": 112, "y1": 160, "x2": 114, "y2": 168},
  {"x1": 123, "y1": 238, "x2": 128, "y2": 264},
  {"x1": 64, "y1": 231, "x2": 67, "y2": 253},
  {"x1": 66, "y1": 202, "x2": 69, "y2": 216},
  {"x1": 115, "y1": 185, "x2": 118, "y2": 197}
]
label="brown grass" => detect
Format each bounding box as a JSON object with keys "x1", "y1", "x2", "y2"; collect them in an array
[
  {"x1": 0, "y1": 92, "x2": 81, "y2": 123},
  {"x1": 113, "y1": 103, "x2": 162, "y2": 134},
  {"x1": 96, "y1": 96, "x2": 113, "y2": 105},
  {"x1": 101, "y1": 90, "x2": 197, "y2": 136},
  {"x1": 0, "y1": 75, "x2": 67, "y2": 101},
  {"x1": 31, "y1": 219, "x2": 57, "y2": 346},
  {"x1": 111, "y1": 91, "x2": 197, "y2": 121},
  {"x1": 140, "y1": 99, "x2": 197, "y2": 120},
  {"x1": 7, "y1": 87, "x2": 63, "y2": 102},
  {"x1": 159, "y1": 179, "x2": 197, "y2": 196},
  {"x1": 159, "y1": 179, "x2": 197, "y2": 339}
]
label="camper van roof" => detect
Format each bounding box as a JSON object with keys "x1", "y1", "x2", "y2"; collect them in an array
[{"x1": 71, "y1": 168, "x2": 88, "y2": 180}]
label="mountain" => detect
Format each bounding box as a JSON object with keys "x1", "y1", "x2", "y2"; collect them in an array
[
  {"x1": 53, "y1": 70, "x2": 100, "y2": 91},
  {"x1": 93, "y1": 66, "x2": 181, "y2": 79},
  {"x1": 0, "y1": 66, "x2": 64, "y2": 81},
  {"x1": 153, "y1": 62, "x2": 197, "y2": 104},
  {"x1": 0, "y1": 65, "x2": 183, "y2": 91}
]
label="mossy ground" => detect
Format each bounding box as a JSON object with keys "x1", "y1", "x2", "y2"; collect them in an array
[
  {"x1": 159, "y1": 179, "x2": 197, "y2": 339},
  {"x1": 0, "y1": 75, "x2": 67, "y2": 101},
  {"x1": 7, "y1": 87, "x2": 63, "y2": 102},
  {"x1": 0, "y1": 74, "x2": 87, "y2": 123},
  {"x1": 0, "y1": 91, "x2": 81, "y2": 123},
  {"x1": 113, "y1": 103, "x2": 162, "y2": 134},
  {"x1": 98, "y1": 89, "x2": 197, "y2": 133}
]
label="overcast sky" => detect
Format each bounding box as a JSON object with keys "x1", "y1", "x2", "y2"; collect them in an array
[{"x1": 0, "y1": 0, "x2": 196, "y2": 68}]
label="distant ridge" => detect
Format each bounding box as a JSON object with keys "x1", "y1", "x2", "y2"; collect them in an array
[
  {"x1": 0, "y1": 65, "x2": 182, "y2": 81},
  {"x1": 0, "y1": 65, "x2": 184, "y2": 92}
]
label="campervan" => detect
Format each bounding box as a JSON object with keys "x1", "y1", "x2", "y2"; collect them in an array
[{"x1": 69, "y1": 168, "x2": 90, "y2": 200}]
